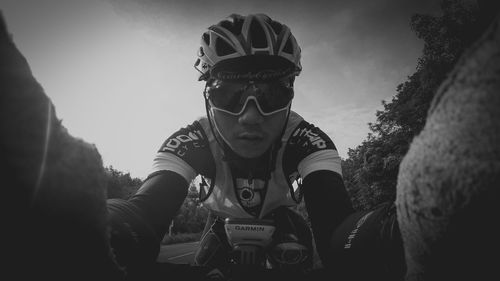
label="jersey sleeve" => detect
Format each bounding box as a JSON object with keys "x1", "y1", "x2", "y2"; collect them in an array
[
  {"x1": 149, "y1": 120, "x2": 215, "y2": 183},
  {"x1": 283, "y1": 120, "x2": 342, "y2": 180}
]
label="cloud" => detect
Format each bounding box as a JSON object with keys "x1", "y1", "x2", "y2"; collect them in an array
[
  {"x1": 297, "y1": 104, "x2": 379, "y2": 159},
  {"x1": 2, "y1": 0, "x2": 443, "y2": 177}
]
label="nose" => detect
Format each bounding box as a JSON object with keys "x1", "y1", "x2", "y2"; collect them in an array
[{"x1": 238, "y1": 100, "x2": 264, "y2": 125}]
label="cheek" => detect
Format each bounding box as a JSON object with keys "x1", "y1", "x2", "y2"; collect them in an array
[
  {"x1": 264, "y1": 112, "x2": 288, "y2": 135},
  {"x1": 213, "y1": 112, "x2": 236, "y2": 137}
]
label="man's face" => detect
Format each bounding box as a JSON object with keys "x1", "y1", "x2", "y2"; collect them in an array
[
  {"x1": 206, "y1": 78, "x2": 293, "y2": 158},
  {"x1": 212, "y1": 102, "x2": 288, "y2": 158}
]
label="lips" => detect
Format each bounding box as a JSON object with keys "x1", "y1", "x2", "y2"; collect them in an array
[
  {"x1": 238, "y1": 132, "x2": 264, "y2": 140},
  {"x1": 233, "y1": 132, "x2": 269, "y2": 157}
]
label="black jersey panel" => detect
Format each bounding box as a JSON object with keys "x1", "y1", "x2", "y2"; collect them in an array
[
  {"x1": 157, "y1": 121, "x2": 215, "y2": 177},
  {"x1": 282, "y1": 120, "x2": 337, "y2": 176}
]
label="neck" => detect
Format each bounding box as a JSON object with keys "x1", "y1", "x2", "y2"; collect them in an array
[{"x1": 222, "y1": 143, "x2": 273, "y2": 177}]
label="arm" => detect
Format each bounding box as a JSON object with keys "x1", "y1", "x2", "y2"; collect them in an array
[
  {"x1": 282, "y1": 119, "x2": 354, "y2": 266},
  {"x1": 304, "y1": 171, "x2": 405, "y2": 280},
  {"x1": 129, "y1": 171, "x2": 189, "y2": 238},
  {"x1": 108, "y1": 120, "x2": 210, "y2": 271},
  {"x1": 301, "y1": 170, "x2": 354, "y2": 268},
  {"x1": 107, "y1": 171, "x2": 188, "y2": 271}
]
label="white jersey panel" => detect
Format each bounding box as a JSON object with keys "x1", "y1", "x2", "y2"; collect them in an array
[
  {"x1": 150, "y1": 152, "x2": 197, "y2": 183},
  {"x1": 298, "y1": 149, "x2": 342, "y2": 179}
]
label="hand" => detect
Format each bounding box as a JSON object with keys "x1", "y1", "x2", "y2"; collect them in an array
[{"x1": 107, "y1": 199, "x2": 161, "y2": 275}]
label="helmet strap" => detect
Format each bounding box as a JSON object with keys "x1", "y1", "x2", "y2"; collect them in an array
[
  {"x1": 269, "y1": 103, "x2": 291, "y2": 169},
  {"x1": 204, "y1": 92, "x2": 229, "y2": 160}
]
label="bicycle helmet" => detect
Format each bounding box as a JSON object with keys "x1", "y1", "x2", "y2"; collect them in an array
[{"x1": 194, "y1": 13, "x2": 302, "y2": 81}]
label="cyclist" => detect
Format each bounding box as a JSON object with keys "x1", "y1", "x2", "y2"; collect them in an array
[{"x1": 107, "y1": 13, "x2": 404, "y2": 280}]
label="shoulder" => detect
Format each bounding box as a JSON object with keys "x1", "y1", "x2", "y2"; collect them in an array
[
  {"x1": 153, "y1": 118, "x2": 215, "y2": 177},
  {"x1": 282, "y1": 111, "x2": 342, "y2": 178},
  {"x1": 158, "y1": 119, "x2": 209, "y2": 157},
  {"x1": 284, "y1": 111, "x2": 337, "y2": 154}
]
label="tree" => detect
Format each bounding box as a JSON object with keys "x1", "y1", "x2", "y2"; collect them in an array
[
  {"x1": 170, "y1": 181, "x2": 209, "y2": 234},
  {"x1": 342, "y1": 0, "x2": 491, "y2": 210},
  {"x1": 105, "y1": 166, "x2": 143, "y2": 199}
]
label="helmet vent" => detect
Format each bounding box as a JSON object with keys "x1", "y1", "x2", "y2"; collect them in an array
[
  {"x1": 215, "y1": 37, "x2": 236, "y2": 56},
  {"x1": 202, "y1": 33, "x2": 210, "y2": 45},
  {"x1": 269, "y1": 21, "x2": 283, "y2": 35},
  {"x1": 282, "y1": 37, "x2": 293, "y2": 54},
  {"x1": 250, "y1": 20, "x2": 267, "y2": 48},
  {"x1": 220, "y1": 19, "x2": 243, "y2": 36}
]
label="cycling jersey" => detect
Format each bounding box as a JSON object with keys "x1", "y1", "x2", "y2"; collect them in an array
[{"x1": 149, "y1": 111, "x2": 342, "y2": 219}]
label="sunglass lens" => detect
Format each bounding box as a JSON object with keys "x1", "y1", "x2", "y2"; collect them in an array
[
  {"x1": 207, "y1": 84, "x2": 244, "y2": 113},
  {"x1": 207, "y1": 80, "x2": 293, "y2": 114},
  {"x1": 257, "y1": 84, "x2": 293, "y2": 113}
]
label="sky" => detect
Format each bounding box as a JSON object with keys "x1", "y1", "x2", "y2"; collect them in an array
[{"x1": 1, "y1": 0, "x2": 443, "y2": 179}]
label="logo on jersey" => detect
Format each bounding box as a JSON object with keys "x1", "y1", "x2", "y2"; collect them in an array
[
  {"x1": 160, "y1": 129, "x2": 205, "y2": 157},
  {"x1": 292, "y1": 126, "x2": 327, "y2": 149},
  {"x1": 283, "y1": 121, "x2": 336, "y2": 181}
]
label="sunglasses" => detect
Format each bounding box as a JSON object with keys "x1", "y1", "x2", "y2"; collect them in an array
[{"x1": 204, "y1": 78, "x2": 294, "y2": 116}]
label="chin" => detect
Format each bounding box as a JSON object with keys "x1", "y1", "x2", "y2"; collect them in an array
[
  {"x1": 237, "y1": 151, "x2": 264, "y2": 159},
  {"x1": 233, "y1": 146, "x2": 268, "y2": 159}
]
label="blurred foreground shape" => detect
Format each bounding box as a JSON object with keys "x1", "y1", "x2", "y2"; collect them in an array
[
  {"x1": 0, "y1": 11, "x2": 123, "y2": 280},
  {"x1": 396, "y1": 12, "x2": 500, "y2": 281}
]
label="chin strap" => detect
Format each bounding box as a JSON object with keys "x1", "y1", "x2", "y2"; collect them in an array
[
  {"x1": 273, "y1": 105, "x2": 303, "y2": 204},
  {"x1": 270, "y1": 104, "x2": 291, "y2": 168},
  {"x1": 204, "y1": 89, "x2": 229, "y2": 160}
]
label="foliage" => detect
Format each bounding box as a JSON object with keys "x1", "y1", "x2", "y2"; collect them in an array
[
  {"x1": 104, "y1": 165, "x2": 208, "y2": 238},
  {"x1": 105, "y1": 166, "x2": 143, "y2": 199},
  {"x1": 105, "y1": 166, "x2": 208, "y2": 235},
  {"x1": 342, "y1": 0, "x2": 493, "y2": 210},
  {"x1": 169, "y1": 183, "x2": 209, "y2": 235}
]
